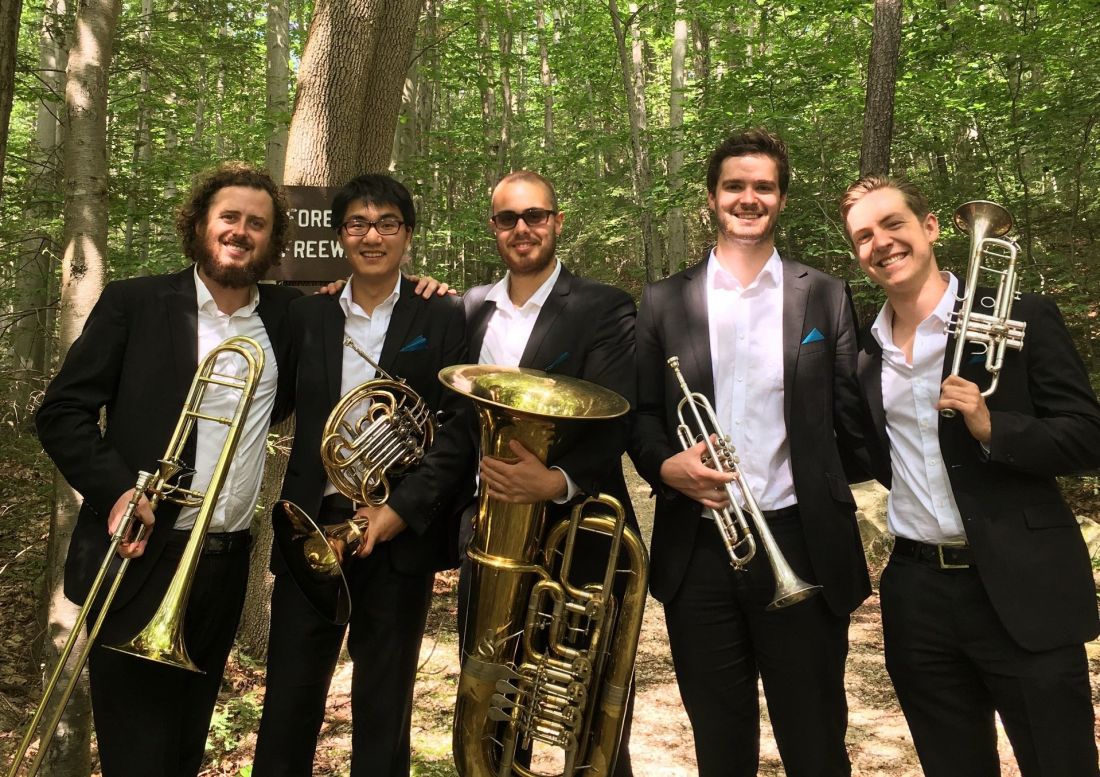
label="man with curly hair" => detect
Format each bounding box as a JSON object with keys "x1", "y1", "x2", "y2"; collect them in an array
[{"x1": 36, "y1": 161, "x2": 302, "y2": 777}]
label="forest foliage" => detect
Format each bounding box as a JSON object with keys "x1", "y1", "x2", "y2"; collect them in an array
[{"x1": 2, "y1": 0, "x2": 1098, "y2": 385}]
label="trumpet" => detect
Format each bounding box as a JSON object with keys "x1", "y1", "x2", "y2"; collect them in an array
[
  {"x1": 667, "y1": 356, "x2": 819, "y2": 610},
  {"x1": 273, "y1": 335, "x2": 436, "y2": 624},
  {"x1": 942, "y1": 200, "x2": 1026, "y2": 418},
  {"x1": 7, "y1": 336, "x2": 264, "y2": 777}
]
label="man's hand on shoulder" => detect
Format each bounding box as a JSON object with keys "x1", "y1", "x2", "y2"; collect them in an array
[{"x1": 407, "y1": 274, "x2": 458, "y2": 298}]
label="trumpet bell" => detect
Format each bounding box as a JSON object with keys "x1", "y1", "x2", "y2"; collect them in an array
[
  {"x1": 273, "y1": 501, "x2": 353, "y2": 625},
  {"x1": 953, "y1": 200, "x2": 1013, "y2": 238}
]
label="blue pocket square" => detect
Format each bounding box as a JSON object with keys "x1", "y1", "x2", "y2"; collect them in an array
[
  {"x1": 399, "y1": 335, "x2": 428, "y2": 353},
  {"x1": 801, "y1": 328, "x2": 825, "y2": 345},
  {"x1": 544, "y1": 352, "x2": 570, "y2": 372}
]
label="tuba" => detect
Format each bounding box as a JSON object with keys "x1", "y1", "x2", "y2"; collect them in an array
[
  {"x1": 668, "y1": 356, "x2": 820, "y2": 610},
  {"x1": 941, "y1": 200, "x2": 1026, "y2": 418},
  {"x1": 273, "y1": 335, "x2": 436, "y2": 624},
  {"x1": 442, "y1": 365, "x2": 649, "y2": 777},
  {"x1": 7, "y1": 336, "x2": 264, "y2": 777}
]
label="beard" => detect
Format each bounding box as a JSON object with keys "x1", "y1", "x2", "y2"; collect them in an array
[
  {"x1": 194, "y1": 238, "x2": 276, "y2": 288},
  {"x1": 501, "y1": 231, "x2": 557, "y2": 277}
]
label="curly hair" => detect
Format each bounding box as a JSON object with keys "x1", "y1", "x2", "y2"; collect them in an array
[
  {"x1": 176, "y1": 162, "x2": 290, "y2": 264},
  {"x1": 705, "y1": 128, "x2": 791, "y2": 197}
]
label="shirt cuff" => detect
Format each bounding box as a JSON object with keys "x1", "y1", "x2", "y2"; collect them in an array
[{"x1": 550, "y1": 466, "x2": 579, "y2": 504}]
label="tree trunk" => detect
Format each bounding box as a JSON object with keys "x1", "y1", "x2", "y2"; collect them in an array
[
  {"x1": 496, "y1": 2, "x2": 514, "y2": 173},
  {"x1": 39, "y1": 1, "x2": 121, "y2": 773},
  {"x1": 666, "y1": 1, "x2": 687, "y2": 277},
  {"x1": 0, "y1": 0, "x2": 23, "y2": 205},
  {"x1": 536, "y1": 0, "x2": 553, "y2": 150},
  {"x1": 265, "y1": 0, "x2": 290, "y2": 182},
  {"x1": 11, "y1": 0, "x2": 68, "y2": 421},
  {"x1": 608, "y1": 0, "x2": 659, "y2": 282},
  {"x1": 283, "y1": 0, "x2": 423, "y2": 185},
  {"x1": 859, "y1": 0, "x2": 903, "y2": 176},
  {"x1": 475, "y1": 1, "x2": 497, "y2": 195}
]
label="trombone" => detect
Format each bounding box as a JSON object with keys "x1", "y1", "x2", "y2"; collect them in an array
[
  {"x1": 667, "y1": 356, "x2": 820, "y2": 610},
  {"x1": 7, "y1": 336, "x2": 264, "y2": 777}
]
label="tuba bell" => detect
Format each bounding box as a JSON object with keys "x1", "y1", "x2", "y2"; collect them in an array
[
  {"x1": 941, "y1": 200, "x2": 1026, "y2": 418},
  {"x1": 7, "y1": 336, "x2": 265, "y2": 777},
  {"x1": 273, "y1": 335, "x2": 436, "y2": 624},
  {"x1": 442, "y1": 365, "x2": 649, "y2": 777}
]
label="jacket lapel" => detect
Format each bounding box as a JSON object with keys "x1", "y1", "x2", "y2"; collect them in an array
[
  {"x1": 520, "y1": 266, "x2": 572, "y2": 369},
  {"x1": 466, "y1": 287, "x2": 495, "y2": 364},
  {"x1": 857, "y1": 336, "x2": 890, "y2": 469},
  {"x1": 322, "y1": 297, "x2": 345, "y2": 408},
  {"x1": 681, "y1": 254, "x2": 715, "y2": 401},
  {"x1": 782, "y1": 260, "x2": 811, "y2": 427},
  {"x1": 379, "y1": 277, "x2": 419, "y2": 373},
  {"x1": 165, "y1": 268, "x2": 199, "y2": 390}
]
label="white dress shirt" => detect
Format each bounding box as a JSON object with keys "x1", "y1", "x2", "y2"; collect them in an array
[
  {"x1": 705, "y1": 249, "x2": 796, "y2": 513},
  {"x1": 871, "y1": 271, "x2": 967, "y2": 543},
  {"x1": 174, "y1": 269, "x2": 278, "y2": 532},
  {"x1": 324, "y1": 274, "x2": 402, "y2": 497},
  {"x1": 479, "y1": 260, "x2": 577, "y2": 501}
]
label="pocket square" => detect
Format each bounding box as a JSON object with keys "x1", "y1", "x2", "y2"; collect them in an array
[
  {"x1": 801, "y1": 328, "x2": 825, "y2": 345},
  {"x1": 544, "y1": 351, "x2": 570, "y2": 372},
  {"x1": 399, "y1": 335, "x2": 428, "y2": 353}
]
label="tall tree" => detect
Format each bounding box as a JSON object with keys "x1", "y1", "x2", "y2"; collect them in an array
[
  {"x1": 283, "y1": 0, "x2": 422, "y2": 185},
  {"x1": 265, "y1": 0, "x2": 290, "y2": 182},
  {"x1": 859, "y1": 0, "x2": 903, "y2": 176},
  {"x1": 609, "y1": 0, "x2": 661, "y2": 282},
  {"x1": 666, "y1": 0, "x2": 688, "y2": 276},
  {"x1": 40, "y1": 1, "x2": 123, "y2": 772},
  {"x1": 0, "y1": 0, "x2": 23, "y2": 205}
]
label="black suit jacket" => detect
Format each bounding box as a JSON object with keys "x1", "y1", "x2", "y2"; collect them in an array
[
  {"x1": 36, "y1": 267, "x2": 301, "y2": 630},
  {"x1": 857, "y1": 290, "x2": 1100, "y2": 651},
  {"x1": 272, "y1": 278, "x2": 472, "y2": 575},
  {"x1": 464, "y1": 265, "x2": 638, "y2": 526},
  {"x1": 630, "y1": 254, "x2": 870, "y2": 614}
]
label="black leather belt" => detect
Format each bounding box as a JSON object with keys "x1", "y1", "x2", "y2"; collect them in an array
[
  {"x1": 761, "y1": 505, "x2": 799, "y2": 521},
  {"x1": 892, "y1": 536, "x2": 973, "y2": 569},
  {"x1": 169, "y1": 528, "x2": 252, "y2": 555}
]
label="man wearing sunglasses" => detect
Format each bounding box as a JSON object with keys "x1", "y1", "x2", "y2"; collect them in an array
[{"x1": 458, "y1": 170, "x2": 639, "y2": 776}]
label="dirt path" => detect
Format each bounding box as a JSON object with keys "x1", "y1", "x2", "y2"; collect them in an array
[{"x1": 2, "y1": 450, "x2": 1097, "y2": 776}]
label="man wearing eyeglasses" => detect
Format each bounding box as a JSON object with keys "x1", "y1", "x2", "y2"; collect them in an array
[
  {"x1": 253, "y1": 173, "x2": 473, "y2": 777},
  {"x1": 458, "y1": 170, "x2": 639, "y2": 775}
]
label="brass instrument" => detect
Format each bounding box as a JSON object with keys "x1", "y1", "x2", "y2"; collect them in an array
[
  {"x1": 942, "y1": 200, "x2": 1026, "y2": 418},
  {"x1": 443, "y1": 365, "x2": 649, "y2": 777},
  {"x1": 668, "y1": 356, "x2": 819, "y2": 611},
  {"x1": 273, "y1": 335, "x2": 436, "y2": 624},
  {"x1": 7, "y1": 336, "x2": 264, "y2": 777}
]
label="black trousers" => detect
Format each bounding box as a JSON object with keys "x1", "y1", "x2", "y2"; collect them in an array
[
  {"x1": 663, "y1": 510, "x2": 851, "y2": 777},
  {"x1": 456, "y1": 509, "x2": 638, "y2": 777},
  {"x1": 253, "y1": 538, "x2": 434, "y2": 777},
  {"x1": 880, "y1": 554, "x2": 1099, "y2": 777},
  {"x1": 87, "y1": 532, "x2": 251, "y2": 777}
]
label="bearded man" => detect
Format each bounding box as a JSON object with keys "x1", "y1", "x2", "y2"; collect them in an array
[
  {"x1": 628, "y1": 128, "x2": 869, "y2": 777},
  {"x1": 457, "y1": 170, "x2": 639, "y2": 776},
  {"x1": 36, "y1": 162, "x2": 303, "y2": 777}
]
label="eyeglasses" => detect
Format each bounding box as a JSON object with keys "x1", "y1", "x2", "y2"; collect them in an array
[
  {"x1": 339, "y1": 217, "x2": 405, "y2": 237},
  {"x1": 490, "y1": 208, "x2": 557, "y2": 230}
]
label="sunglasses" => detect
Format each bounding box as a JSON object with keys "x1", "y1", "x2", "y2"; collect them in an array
[{"x1": 490, "y1": 208, "x2": 558, "y2": 230}]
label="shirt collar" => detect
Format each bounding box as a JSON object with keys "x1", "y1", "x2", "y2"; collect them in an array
[
  {"x1": 871, "y1": 271, "x2": 958, "y2": 350},
  {"x1": 340, "y1": 273, "x2": 402, "y2": 319},
  {"x1": 486, "y1": 259, "x2": 562, "y2": 312},
  {"x1": 706, "y1": 248, "x2": 782, "y2": 291},
  {"x1": 194, "y1": 266, "x2": 260, "y2": 317}
]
